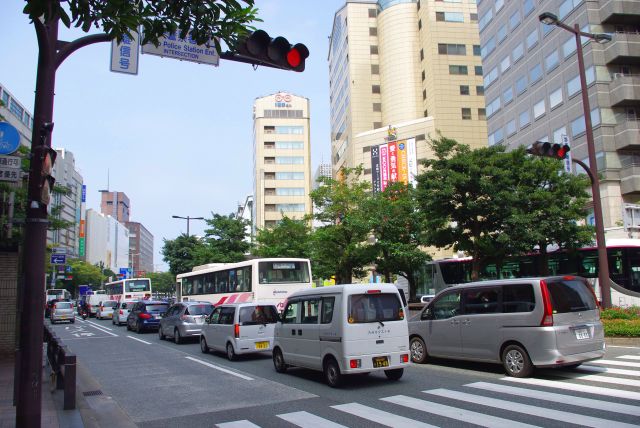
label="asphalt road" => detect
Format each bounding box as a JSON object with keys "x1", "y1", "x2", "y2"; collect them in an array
[{"x1": 50, "y1": 317, "x2": 640, "y2": 428}]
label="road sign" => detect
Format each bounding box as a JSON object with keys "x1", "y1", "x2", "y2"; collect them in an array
[
  {"x1": 65, "y1": 265, "x2": 72, "y2": 273},
  {"x1": 141, "y1": 31, "x2": 219, "y2": 66},
  {"x1": 50, "y1": 254, "x2": 66, "y2": 265},
  {"x1": 0, "y1": 123, "x2": 20, "y2": 155},
  {"x1": 0, "y1": 155, "x2": 21, "y2": 182},
  {"x1": 52, "y1": 247, "x2": 66, "y2": 254},
  {"x1": 110, "y1": 31, "x2": 139, "y2": 75}
]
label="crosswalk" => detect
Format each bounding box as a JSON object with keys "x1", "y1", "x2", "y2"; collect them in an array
[{"x1": 216, "y1": 354, "x2": 640, "y2": 428}]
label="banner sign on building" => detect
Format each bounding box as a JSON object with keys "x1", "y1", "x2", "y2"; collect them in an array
[
  {"x1": 142, "y1": 31, "x2": 219, "y2": 66},
  {"x1": 78, "y1": 238, "x2": 85, "y2": 257},
  {"x1": 81, "y1": 184, "x2": 86, "y2": 202},
  {"x1": 110, "y1": 32, "x2": 140, "y2": 75},
  {"x1": 562, "y1": 135, "x2": 572, "y2": 174},
  {"x1": 371, "y1": 137, "x2": 418, "y2": 193}
]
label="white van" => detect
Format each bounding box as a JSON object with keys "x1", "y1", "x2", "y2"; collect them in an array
[
  {"x1": 84, "y1": 291, "x2": 107, "y2": 317},
  {"x1": 272, "y1": 283, "x2": 410, "y2": 387}
]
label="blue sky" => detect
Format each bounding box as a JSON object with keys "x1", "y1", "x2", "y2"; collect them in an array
[{"x1": 1, "y1": 0, "x2": 346, "y2": 271}]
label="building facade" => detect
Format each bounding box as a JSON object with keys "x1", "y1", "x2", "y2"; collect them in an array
[
  {"x1": 100, "y1": 190, "x2": 130, "y2": 223},
  {"x1": 252, "y1": 92, "x2": 312, "y2": 231},
  {"x1": 478, "y1": 0, "x2": 640, "y2": 233},
  {"x1": 328, "y1": 0, "x2": 487, "y2": 180},
  {"x1": 125, "y1": 221, "x2": 154, "y2": 276},
  {"x1": 85, "y1": 208, "x2": 130, "y2": 273}
]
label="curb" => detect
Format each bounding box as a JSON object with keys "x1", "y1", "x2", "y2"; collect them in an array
[{"x1": 605, "y1": 337, "x2": 640, "y2": 347}]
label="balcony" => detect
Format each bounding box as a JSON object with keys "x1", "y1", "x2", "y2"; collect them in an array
[
  {"x1": 615, "y1": 118, "x2": 640, "y2": 150},
  {"x1": 600, "y1": 1, "x2": 640, "y2": 25},
  {"x1": 609, "y1": 74, "x2": 640, "y2": 106},
  {"x1": 604, "y1": 33, "x2": 640, "y2": 65}
]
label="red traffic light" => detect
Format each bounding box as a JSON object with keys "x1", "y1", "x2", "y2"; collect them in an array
[
  {"x1": 526, "y1": 141, "x2": 570, "y2": 160},
  {"x1": 234, "y1": 30, "x2": 308, "y2": 72}
]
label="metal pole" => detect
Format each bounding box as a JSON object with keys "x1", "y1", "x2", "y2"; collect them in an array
[
  {"x1": 575, "y1": 25, "x2": 611, "y2": 308},
  {"x1": 186, "y1": 216, "x2": 190, "y2": 237}
]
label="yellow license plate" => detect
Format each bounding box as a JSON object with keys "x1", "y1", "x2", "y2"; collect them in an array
[
  {"x1": 372, "y1": 356, "x2": 389, "y2": 368},
  {"x1": 255, "y1": 341, "x2": 269, "y2": 350}
]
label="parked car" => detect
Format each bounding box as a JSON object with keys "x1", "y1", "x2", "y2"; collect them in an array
[
  {"x1": 126, "y1": 300, "x2": 169, "y2": 333},
  {"x1": 112, "y1": 300, "x2": 138, "y2": 326},
  {"x1": 200, "y1": 303, "x2": 279, "y2": 361},
  {"x1": 96, "y1": 300, "x2": 118, "y2": 320},
  {"x1": 408, "y1": 276, "x2": 605, "y2": 377},
  {"x1": 159, "y1": 301, "x2": 214, "y2": 344},
  {"x1": 272, "y1": 283, "x2": 410, "y2": 387},
  {"x1": 50, "y1": 301, "x2": 75, "y2": 324}
]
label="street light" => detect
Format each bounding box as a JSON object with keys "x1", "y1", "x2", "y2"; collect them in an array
[
  {"x1": 171, "y1": 215, "x2": 205, "y2": 237},
  {"x1": 539, "y1": 12, "x2": 612, "y2": 308}
]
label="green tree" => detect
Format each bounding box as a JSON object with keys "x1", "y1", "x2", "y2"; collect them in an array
[
  {"x1": 161, "y1": 234, "x2": 206, "y2": 276},
  {"x1": 67, "y1": 259, "x2": 104, "y2": 291},
  {"x1": 370, "y1": 182, "x2": 430, "y2": 301},
  {"x1": 253, "y1": 216, "x2": 311, "y2": 258},
  {"x1": 199, "y1": 213, "x2": 250, "y2": 263},
  {"x1": 309, "y1": 166, "x2": 376, "y2": 283},
  {"x1": 148, "y1": 271, "x2": 176, "y2": 295}
]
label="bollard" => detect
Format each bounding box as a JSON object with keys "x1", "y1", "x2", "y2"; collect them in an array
[{"x1": 62, "y1": 352, "x2": 76, "y2": 410}]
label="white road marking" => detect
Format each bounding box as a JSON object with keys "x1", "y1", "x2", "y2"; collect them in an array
[
  {"x1": 278, "y1": 411, "x2": 348, "y2": 428},
  {"x1": 607, "y1": 346, "x2": 640, "y2": 349},
  {"x1": 382, "y1": 394, "x2": 539, "y2": 428},
  {"x1": 126, "y1": 335, "x2": 151, "y2": 345},
  {"x1": 84, "y1": 320, "x2": 113, "y2": 330},
  {"x1": 555, "y1": 373, "x2": 640, "y2": 388},
  {"x1": 425, "y1": 389, "x2": 638, "y2": 428},
  {"x1": 617, "y1": 355, "x2": 640, "y2": 360},
  {"x1": 185, "y1": 357, "x2": 253, "y2": 380},
  {"x1": 85, "y1": 323, "x2": 118, "y2": 337},
  {"x1": 592, "y1": 359, "x2": 640, "y2": 368},
  {"x1": 502, "y1": 376, "x2": 640, "y2": 401},
  {"x1": 573, "y1": 364, "x2": 640, "y2": 377},
  {"x1": 216, "y1": 421, "x2": 261, "y2": 428},
  {"x1": 332, "y1": 403, "x2": 437, "y2": 428}
]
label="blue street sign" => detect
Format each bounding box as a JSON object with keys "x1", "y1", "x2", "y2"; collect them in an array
[
  {"x1": 50, "y1": 254, "x2": 66, "y2": 265},
  {"x1": 0, "y1": 123, "x2": 21, "y2": 155},
  {"x1": 65, "y1": 265, "x2": 72, "y2": 273}
]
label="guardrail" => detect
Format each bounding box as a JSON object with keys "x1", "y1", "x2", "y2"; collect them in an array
[{"x1": 43, "y1": 325, "x2": 76, "y2": 410}]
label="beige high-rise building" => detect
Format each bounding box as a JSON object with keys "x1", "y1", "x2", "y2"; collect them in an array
[
  {"x1": 329, "y1": 0, "x2": 487, "y2": 179},
  {"x1": 253, "y1": 92, "x2": 312, "y2": 232}
]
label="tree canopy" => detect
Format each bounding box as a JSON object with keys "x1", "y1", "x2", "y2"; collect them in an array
[
  {"x1": 161, "y1": 234, "x2": 206, "y2": 276},
  {"x1": 254, "y1": 216, "x2": 311, "y2": 258}
]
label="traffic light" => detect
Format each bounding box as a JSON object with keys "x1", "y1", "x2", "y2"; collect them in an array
[
  {"x1": 232, "y1": 30, "x2": 309, "y2": 72},
  {"x1": 526, "y1": 141, "x2": 571, "y2": 160},
  {"x1": 35, "y1": 145, "x2": 57, "y2": 205}
]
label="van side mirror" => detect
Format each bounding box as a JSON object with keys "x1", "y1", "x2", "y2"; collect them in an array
[{"x1": 421, "y1": 307, "x2": 433, "y2": 320}]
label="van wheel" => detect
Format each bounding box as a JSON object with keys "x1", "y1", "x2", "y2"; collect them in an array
[
  {"x1": 324, "y1": 358, "x2": 342, "y2": 388},
  {"x1": 70, "y1": 320, "x2": 75, "y2": 324},
  {"x1": 226, "y1": 343, "x2": 236, "y2": 361},
  {"x1": 200, "y1": 337, "x2": 209, "y2": 354},
  {"x1": 273, "y1": 349, "x2": 287, "y2": 373},
  {"x1": 158, "y1": 327, "x2": 165, "y2": 340},
  {"x1": 502, "y1": 344, "x2": 533, "y2": 378},
  {"x1": 384, "y1": 368, "x2": 404, "y2": 381},
  {"x1": 410, "y1": 336, "x2": 428, "y2": 364},
  {"x1": 174, "y1": 329, "x2": 182, "y2": 344}
]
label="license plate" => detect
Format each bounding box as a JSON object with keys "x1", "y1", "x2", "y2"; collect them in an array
[
  {"x1": 60, "y1": 315, "x2": 67, "y2": 319},
  {"x1": 255, "y1": 341, "x2": 269, "y2": 350},
  {"x1": 372, "y1": 356, "x2": 389, "y2": 368},
  {"x1": 575, "y1": 328, "x2": 590, "y2": 340}
]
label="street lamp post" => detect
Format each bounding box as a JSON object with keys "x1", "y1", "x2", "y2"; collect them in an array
[
  {"x1": 539, "y1": 12, "x2": 612, "y2": 308},
  {"x1": 171, "y1": 215, "x2": 205, "y2": 237}
]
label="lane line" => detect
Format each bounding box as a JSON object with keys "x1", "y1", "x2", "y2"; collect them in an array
[
  {"x1": 573, "y1": 365, "x2": 640, "y2": 377},
  {"x1": 332, "y1": 403, "x2": 437, "y2": 428},
  {"x1": 85, "y1": 323, "x2": 118, "y2": 337},
  {"x1": 617, "y1": 355, "x2": 640, "y2": 360},
  {"x1": 84, "y1": 320, "x2": 113, "y2": 331},
  {"x1": 278, "y1": 411, "x2": 348, "y2": 428},
  {"x1": 501, "y1": 377, "x2": 640, "y2": 401},
  {"x1": 185, "y1": 357, "x2": 254, "y2": 380},
  {"x1": 216, "y1": 421, "x2": 261, "y2": 428},
  {"x1": 382, "y1": 394, "x2": 539, "y2": 428},
  {"x1": 126, "y1": 335, "x2": 152, "y2": 345},
  {"x1": 424, "y1": 389, "x2": 638, "y2": 428},
  {"x1": 466, "y1": 382, "x2": 640, "y2": 416},
  {"x1": 591, "y1": 359, "x2": 640, "y2": 368}
]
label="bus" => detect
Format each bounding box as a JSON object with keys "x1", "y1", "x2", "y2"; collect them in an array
[
  {"x1": 413, "y1": 238, "x2": 640, "y2": 307},
  {"x1": 176, "y1": 258, "x2": 312, "y2": 311},
  {"x1": 104, "y1": 278, "x2": 152, "y2": 302},
  {"x1": 46, "y1": 288, "x2": 71, "y2": 302}
]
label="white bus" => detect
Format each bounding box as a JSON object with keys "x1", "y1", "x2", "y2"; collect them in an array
[
  {"x1": 46, "y1": 288, "x2": 71, "y2": 302},
  {"x1": 177, "y1": 258, "x2": 312, "y2": 311},
  {"x1": 104, "y1": 278, "x2": 152, "y2": 302}
]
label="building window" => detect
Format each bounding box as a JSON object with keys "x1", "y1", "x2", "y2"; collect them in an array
[
  {"x1": 476, "y1": 85, "x2": 484, "y2": 95},
  {"x1": 275, "y1": 141, "x2": 304, "y2": 149},
  {"x1": 516, "y1": 75, "x2": 527, "y2": 94},
  {"x1": 549, "y1": 87, "x2": 563, "y2": 109},
  {"x1": 424, "y1": 109, "x2": 429, "y2": 117},
  {"x1": 438, "y1": 44, "x2": 466, "y2": 55},
  {"x1": 373, "y1": 122, "x2": 382, "y2": 129},
  {"x1": 571, "y1": 115, "x2": 586, "y2": 137},
  {"x1": 513, "y1": 42, "x2": 524, "y2": 63},
  {"x1": 418, "y1": 19, "x2": 422, "y2": 30},
  {"x1": 486, "y1": 97, "x2": 501, "y2": 118},
  {"x1": 503, "y1": 87, "x2": 513, "y2": 105},
  {"x1": 276, "y1": 188, "x2": 305, "y2": 196},
  {"x1": 371, "y1": 64, "x2": 379, "y2": 74},
  {"x1": 479, "y1": 10, "x2": 493, "y2": 30},
  {"x1": 460, "y1": 85, "x2": 470, "y2": 95},
  {"x1": 475, "y1": 65, "x2": 483, "y2": 76},
  {"x1": 370, "y1": 45, "x2": 378, "y2": 54},
  {"x1": 519, "y1": 109, "x2": 531, "y2": 129},
  {"x1": 481, "y1": 36, "x2": 496, "y2": 58},
  {"x1": 461, "y1": 108, "x2": 472, "y2": 120},
  {"x1": 563, "y1": 37, "x2": 577, "y2": 58},
  {"x1": 473, "y1": 45, "x2": 481, "y2": 56},
  {"x1": 368, "y1": 8, "x2": 377, "y2": 18},
  {"x1": 373, "y1": 103, "x2": 382, "y2": 112},
  {"x1": 545, "y1": 50, "x2": 559, "y2": 72},
  {"x1": 420, "y1": 49, "x2": 424, "y2": 61},
  {"x1": 526, "y1": 28, "x2": 539, "y2": 50},
  {"x1": 534, "y1": 99, "x2": 546, "y2": 119},
  {"x1": 421, "y1": 70, "x2": 425, "y2": 81},
  {"x1": 497, "y1": 25, "x2": 507, "y2": 43},
  {"x1": 524, "y1": 0, "x2": 534, "y2": 16},
  {"x1": 484, "y1": 67, "x2": 498, "y2": 87},
  {"x1": 372, "y1": 85, "x2": 380, "y2": 94},
  {"x1": 506, "y1": 119, "x2": 516, "y2": 136},
  {"x1": 436, "y1": 11, "x2": 464, "y2": 22},
  {"x1": 470, "y1": 13, "x2": 478, "y2": 22},
  {"x1": 529, "y1": 63, "x2": 543, "y2": 84},
  {"x1": 500, "y1": 56, "x2": 511, "y2": 73},
  {"x1": 422, "y1": 89, "x2": 427, "y2": 100},
  {"x1": 449, "y1": 65, "x2": 468, "y2": 75},
  {"x1": 369, "y1": 27, "x2": 377, "y2": 36},
  {"x1": 567, "y1": 74, "x2": 581, "y2": 97},
  {"x1": 478, "y1": 108, "x2": 486, "y2": 120},
  {"x1": 276, "y1": 156, "x2": 304, "y2": 165},
  {"x1": 509, "y1": 11, "x2": 521, "y2": 30}
]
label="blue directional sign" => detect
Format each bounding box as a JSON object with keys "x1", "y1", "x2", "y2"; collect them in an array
[
  {"x1": 50, "y1": 254, "x2": 66, "y2": 265},
  {"x1": 0, "y1": 123, "x2": 20, "y2": 155}
]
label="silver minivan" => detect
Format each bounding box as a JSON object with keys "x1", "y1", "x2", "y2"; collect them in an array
[
  {"x1": 409, "y1": 276, "x2": 605, "y2": 377},
  {"x1": 200, "y1": 303, "x2": 279, "y2": 361},
  {"x1": 159, "y1": 301, "x2": 214, "y2": 344},
  {"x1": 50, "y1": 301, "x2": 75, "y2": 324}
]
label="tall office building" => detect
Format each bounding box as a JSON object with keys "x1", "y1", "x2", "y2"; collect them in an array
[
  {"x1": 125, "y1": 221, "x2": 154, "y2": 276},
  {"x1": 478, "y1": 0, "x2": 640, "y2": 233},
  {"x1": 100, "y1": 190, "x2": 130, "y2": 223},
  {"x1": 329, "y1": 0, "x2": 487, "y2": 179},
  {"x1": 313, "y1": 163, "x2": 332, "y2": 190},
  {"x1": 253, "y1": 92, "x2": 312, "y2": 232}
]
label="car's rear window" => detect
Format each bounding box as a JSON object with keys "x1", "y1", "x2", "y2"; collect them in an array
[
  {"x1": 145, "y1": 304, "x2": 169, "y2": 312},
  {"x1": 55, "y1": 302, "x2": 72, "y2": 309},
  {"x1": 547, "y1": 279, "x2": 596, "y2": 313},
  {"x1": 348, "y1": 293, "x2": 403, "y2": 323},
  {"x1": 239, "y1": 306, "x2": 279, "y2": 325},
  {"x1": 103, "y1": 301, "x2": 117, "y2": 307},
  {"x1": 186, "y1": 304, "x2": 214, "y2": 316}
]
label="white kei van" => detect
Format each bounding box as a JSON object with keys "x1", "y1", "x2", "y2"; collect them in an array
[{"x1": 272, "y1": 283, "x2": 410, "y2": 387}]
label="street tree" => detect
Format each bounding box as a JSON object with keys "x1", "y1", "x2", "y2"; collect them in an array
[
  {"x1": 161, "y1": 234, "x2": 206, "y2": 277},
  {"x1": 370, "y1": 182, "x2": 430, "y2": 301},
  {"x1": 147, "y1": 271, "x2": 176, "y2": 296},
  {"x1": 67, "y1": 259, "x2": 105, "y2": 290},
  {"x1": 309, "y1": 167, "x2": 376, "y2": 283},
  {"x1": 254, "y1": 216, "x2": 311, "y2": 258},
  {"x1": 199, "y1": 213, "x2": 250, "y2": 263}
]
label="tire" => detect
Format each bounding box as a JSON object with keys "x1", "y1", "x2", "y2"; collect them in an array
[
  {"x1": 502, "y1": 344, "x2": 534, "y2": 378},
  {"x1": 136, "y1": 321, "x2": 143, "y2": 334},
  {"x1": 200, "y1": 337, "x2": 209, "y2": 354},
  {"x1": 384, "y1": 368, "x2": 404, "y2": 381},
  {"x1": 126, "y1": 322, "x2": 131, "y2": 331},
  {"x1": 70, "y1": 320, "x2": 75, "y2": 324},
  {"x1": 324, "y1": 358, "x2": 342, "y2": 388},
  {"x1": 410, "y1": 336, "x2": 428, "y2": 364},
  {"x1": 158, "y1": 326, "x2": 165, "y2": 340},
  {"x1": 226, "y1": 343, "x2": 236, "y2": 361},
  {"x1": 273, "y1": 348, "x2": 287, "y2": 373},
  {"x1": 112, "y1": 318, "x2": 116, "y2": 325},
  {"x1": 174, "y1": 329, "x2": 182, "y2": 344}
]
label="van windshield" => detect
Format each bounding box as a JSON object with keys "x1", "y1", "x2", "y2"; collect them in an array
[
  {"x1": 547, "y1": 279, "x2": 597, "y2": 313},
  {"x1": 348, "y1": 293, "x2": 403, "y2": 323}
]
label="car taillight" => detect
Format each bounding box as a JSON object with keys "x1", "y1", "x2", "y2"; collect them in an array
[
  {"x1": 119, "y1": 310, "x2": 123, "y2": 315},
  {"x1": 401, "y1": 354, "x2": 409, "y2": 363},
  {"x1": 350, "y1": 359, "x2": 361, "y2": 368},
  {"x1": 139, "y1": 313, "x2": 152, "y2": 319},
  {"x1": 234, "y1": 323, "x2": 240, "y2": 338},
  {"x1": 367, "y1": 290, "x2": 381, "y2": 294},
  {"x1": 540, "y1": 280, "x2": 554, "y2": 327}
]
